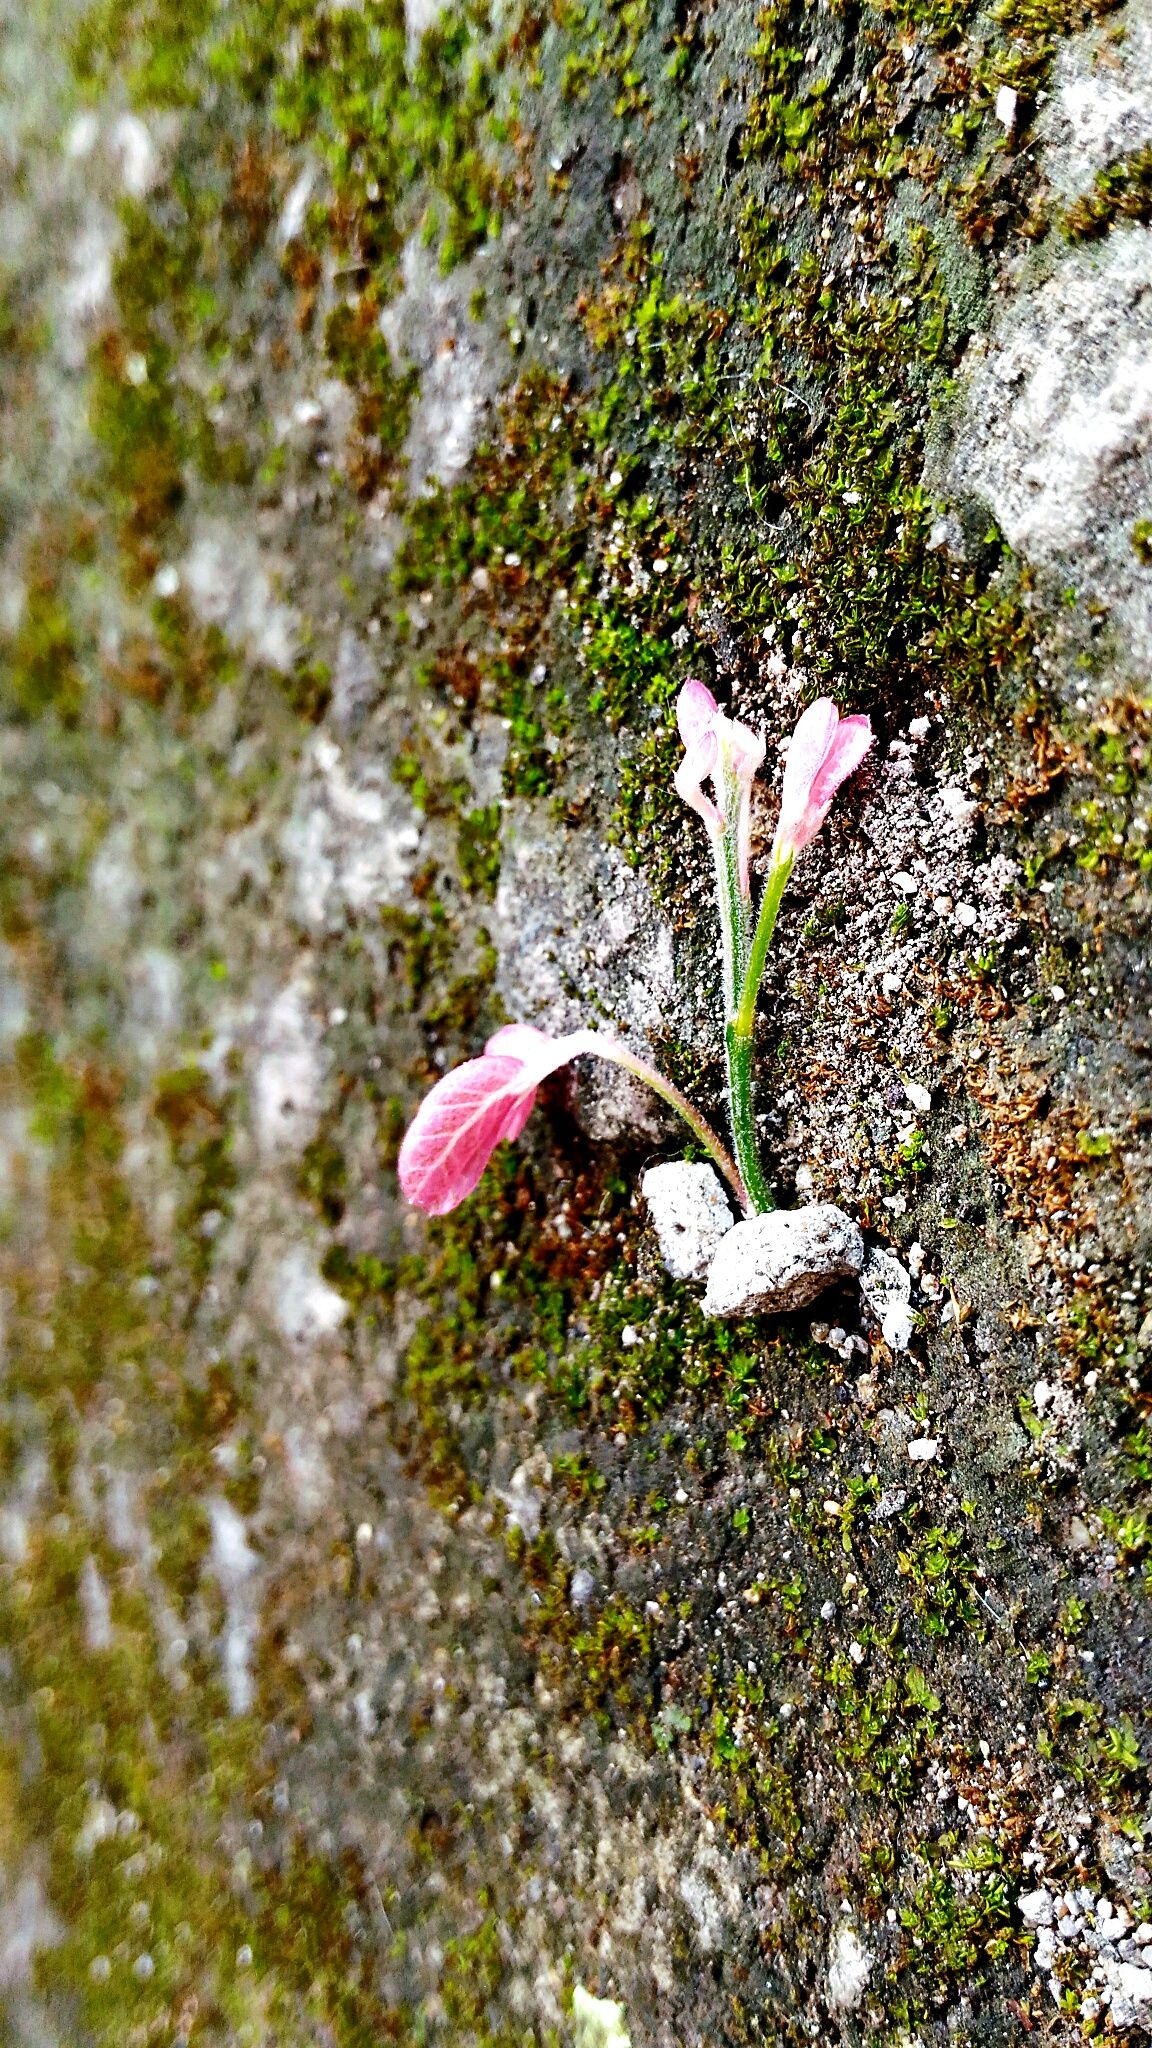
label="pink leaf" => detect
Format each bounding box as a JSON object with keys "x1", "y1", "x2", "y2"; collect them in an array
[
  {"x1": 398, "y1": 1054, "x2": 536, "y2": 1215},
  {"x1": 399, "y1": 1026, "x2": 605, "y2": 1214}
]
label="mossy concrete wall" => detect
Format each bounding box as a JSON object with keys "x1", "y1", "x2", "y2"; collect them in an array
[{"x1": 1, "y1": 0, "x2": 1152, "y2": 2042}]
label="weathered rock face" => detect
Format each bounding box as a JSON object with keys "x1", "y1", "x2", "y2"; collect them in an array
[
  {"x1": 940, "y1": 226, "x2": 1152, "y2": 687},
  {"x1": 1039, "y1": 0, "x2": 1152, "y2": 202},
  {"x1": 2, "y1": 0, "x2": 1152, "y2": 2045},
  {"x1": 493, "y1": 801, "x2": 684, "y2": 1139}
]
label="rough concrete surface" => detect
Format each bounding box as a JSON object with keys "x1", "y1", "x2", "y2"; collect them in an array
[{"x1": 2, "y1": 0, "x2": 1152, "y2": 2044}]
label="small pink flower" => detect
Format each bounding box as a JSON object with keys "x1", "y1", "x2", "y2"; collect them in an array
[
  {"x1": 771, "y1": 699, "x2": 873, "y2": 863},
  {"x1": 674, "y1": 679, "x2": 765, "y2": 885},
  {"x1": 398, "y1": 1024, "x2": 596, "y2": 1214}
]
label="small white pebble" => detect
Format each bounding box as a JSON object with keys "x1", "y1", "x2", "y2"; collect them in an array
[
  {"x1": 955, "y1": 902, "x2": 979, "y2": 927},
  {"x1": 932, "y1": 894, "x2": 953, "y2": 916},
  {"x1": 881, "y1": 971, "x2": 902, "y2": 995},
  {"x1": 1050, "y1": 985, "x2": 1066, "y2": 1002},
  {"x1": 848, "y1": 1639, "x2": 865, "y2": 1664},
  {"x1": 893, "y1": 871, "x2": 918, "y2": 895},
  {"x1": 68, "y1": 112, "x2": 100, "y2": 158},
  {"x1": 908, "y1": 716, "x2": 931, "y2": 739},
  {"x1": 907, "y1": 1437, "x2": 939, "y2": 1462},
  {"x1": 820, "y1": 1599, "x2": 836, "y2": 1620},
  {"x1": 355, "y1": 1522, "x2": 373, "y2": 1546},
  {"x1": 996, "y1": 83, "x2": 1018, "y2": 129},
  {"x1": 152, "y1": 563, "x2": 179, "y2": 598},
  {"x1": 903, "y1": 1080, "x2": 932, "y2": 1114},
  {"x1": 939, "y1": 787, "x2": 977, "y2": 828},
  {"x1": 132, "y1": 1954, "x2": 155, "y2": 1982},
  {"x1": 621, "y1": 1325, "x2": 639, "y2": 1348}
]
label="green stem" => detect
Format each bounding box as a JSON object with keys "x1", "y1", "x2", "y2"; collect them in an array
[
  {"x1": 724, "y1": 1019, "x2": 774, "y2": 1214},
  {"x1": 721, "y1": 852, "x2": 794, "y2": 1215},
  {"x1": 736, "y1": 851, "x2": 793, "y2": 1036},
  {"x1": 710, "y1": 763, "x2": 750, "y2": 1014},
  {"x1": 584, "y1": 1036, "x2": 749, "y2": 1214}
]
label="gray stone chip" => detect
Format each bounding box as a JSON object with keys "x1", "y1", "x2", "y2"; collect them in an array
[
  {"x1": 701, "y1": 1204, "x2": 864, "y2": 1319},
  {"x1": 640, "y1": 1161, "x2": 734, "y2": 1282}
]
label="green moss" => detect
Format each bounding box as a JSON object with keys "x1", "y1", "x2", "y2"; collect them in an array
[
  {"x1": 896, "y1": 1523, "x2": 982, "y2": 1639},
  {"x1": 273, "y1": 0, "x2": 508, "y2": 278},
  {"x1": 558, "y1": 0, "x2": 655, "y2": 116},
  {"x1": 439, "y1": 1906, "x2": 542, "y2": 2045},
  {"x1": 458, "y1": 802, "x2": 503, "y2": 898},
  {"x1": 0, "y1": 1047, "x2": 266, "y2": 2036},
  {"x1": 3, "y1": 545, "x2": 88, "y2": 724},
  {"x1": 897, "y1": 1855, "x2": 1016, "y2": 1997},
  {"x1": 152, "y1": 1066, "x2": 238, "y2": 1285},
  {"x1": 1063, "y1": 141, "x2": 1152, "y2": 240}
]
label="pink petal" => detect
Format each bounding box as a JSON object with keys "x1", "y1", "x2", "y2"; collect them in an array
[
  {"x1": 674, "y1": 731, "x2": 724, "y2": 830},
  {"x1": 808, "y1": 713, "x2": 873, "y2": 809},
  {"x1": 723, "y1": 713, "x2": 765, "y2": 785},
  {"x1": 778, "y1": 698, "x2": 839, "y2": 825},
  {"x1": 677, "y1": 677, "x2": 719, "y2": 748},
  {"x1": 398, "y1": 1054, "x2": 536, "y2": 1214},
  {"x1": 773, "y1": 700, "x2": 872, "y2": 858}
]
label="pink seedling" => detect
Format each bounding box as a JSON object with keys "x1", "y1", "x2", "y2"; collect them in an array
[
  {"x1": 399, "y1": 690, "x2": 871, "y2": 1220},
  {"x1": 671, "y1": 684, "x2": 872, "y2": 1212}
]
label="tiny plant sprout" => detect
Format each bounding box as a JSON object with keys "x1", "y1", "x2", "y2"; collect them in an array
[
  {"x1": 399, "y1": 693, "x2": 871, "y2": 1220},
  {"x1": 673, "y1": 683, "x2": 872, "y2": 1212}
]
